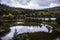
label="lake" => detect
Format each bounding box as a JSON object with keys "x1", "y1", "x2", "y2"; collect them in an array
[{"x1": 0, "y1": 24, "x2": 60, "y2": 40}]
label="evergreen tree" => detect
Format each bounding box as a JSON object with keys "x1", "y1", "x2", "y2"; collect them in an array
[
  {"x1": 12, "y1": 29, "x2": 18, "y2": 40},
  {"x1": 56, "y1": 14, "x2": 60, "y2": 25}
]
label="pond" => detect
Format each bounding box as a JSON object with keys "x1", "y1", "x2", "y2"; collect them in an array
[
  {"x1": 26, "y1": 17, "x2": 56, "y2": 20},
  {"x1": 0, "y1": 24, "x2": 60, "y2": 40}
]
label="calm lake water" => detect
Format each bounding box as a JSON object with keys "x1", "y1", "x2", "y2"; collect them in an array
[
  {"x1": 26, "y1": 17, "x2": 56, "y2": 20},
  {"x1": 1, "y1": 24, "x2": 60, "y2": 40}
]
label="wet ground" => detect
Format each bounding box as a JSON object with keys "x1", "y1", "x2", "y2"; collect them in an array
[{"x1": 0, "y1": 24, "x2": 60, "y2": 40}]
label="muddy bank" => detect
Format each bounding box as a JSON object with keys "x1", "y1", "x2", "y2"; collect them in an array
[
  {"x1": 25, "y1": 31, "x2": 60, "y2": 40},
  {"x1": 0, "y1": 29, "x2": 10, "y2": 37}
]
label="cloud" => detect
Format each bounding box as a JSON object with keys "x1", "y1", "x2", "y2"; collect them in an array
[
  {"x1": 0, "y1": 0, "x2": 60, "y2": 9},
  {"x1": 49, "y1": 3, "x2": 60, "y2": 7}
]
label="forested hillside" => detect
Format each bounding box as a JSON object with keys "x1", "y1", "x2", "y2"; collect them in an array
[
  {"x1": 0, "y1": 4, "x2": 60, "y2": 26},
  {"x1": 0, "y1": 4, "x2": 60, "y2": 39}
]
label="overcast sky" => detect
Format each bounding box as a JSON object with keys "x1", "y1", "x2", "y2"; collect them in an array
[{"x1": 0, "y1": 0, "x2": 60, "y2": 9}]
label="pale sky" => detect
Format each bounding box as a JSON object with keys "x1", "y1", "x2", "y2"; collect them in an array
[{"x1": 0, "y1": 0, "x2": 60, "y2": 9}]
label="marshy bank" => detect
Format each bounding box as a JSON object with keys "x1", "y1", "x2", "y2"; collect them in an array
[{"x1": 0, "y1": 24, "x2": 60, "y2": 40}]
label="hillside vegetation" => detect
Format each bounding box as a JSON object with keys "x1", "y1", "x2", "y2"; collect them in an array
[{"x1": 0, "y1": 4, "x2": 60, "y2": 29}]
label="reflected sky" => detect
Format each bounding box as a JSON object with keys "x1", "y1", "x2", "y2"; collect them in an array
[{"x1": 1, "y1": 24, "x2": 53, "y2": 40}]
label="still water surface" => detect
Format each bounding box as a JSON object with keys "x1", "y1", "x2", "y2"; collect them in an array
[{"x1": 1, "y1": 24, "x2": 60, "y2": 40}]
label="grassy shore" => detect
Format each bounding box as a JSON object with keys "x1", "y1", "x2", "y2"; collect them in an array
[{"x1": 17, "y1": 31, "x2": 60, "y2": 40}]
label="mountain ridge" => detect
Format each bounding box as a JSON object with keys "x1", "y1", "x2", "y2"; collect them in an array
[{"x1": 0, "y1": 4, "x2": 60, "y2": 14}]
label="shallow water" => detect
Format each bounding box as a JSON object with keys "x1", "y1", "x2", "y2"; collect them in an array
[{"x1": 1, "y1": 24, "x2": 53, "y2": 40}]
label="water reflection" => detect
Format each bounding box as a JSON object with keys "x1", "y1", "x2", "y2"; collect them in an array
[{"x1": 1, "y1": 24, "x2": 54, "y2": 40}]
